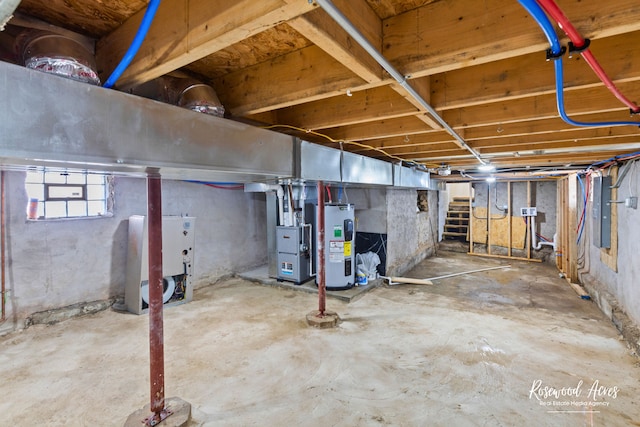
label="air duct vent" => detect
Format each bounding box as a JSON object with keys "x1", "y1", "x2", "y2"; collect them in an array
[
  {"x1": 22, "y1": 32, "x2": 100, "y2": 85},
  {"x1": 178, "y1": 83, "x2": 225, "y2": 117},
  {"x1": 131, "y1": 74, "x2": 225, "y2": 117}
]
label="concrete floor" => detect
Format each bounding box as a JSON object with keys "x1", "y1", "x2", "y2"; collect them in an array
[{"x1": 1, "y1": 251, "x2": 639, "y2": 426}]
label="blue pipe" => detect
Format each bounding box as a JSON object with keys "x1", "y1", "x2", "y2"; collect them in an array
[
  {"x1": 184, "y1": 180, "x2": 242, "y2": 186},
  {"x1": 554, "y1": 60, "x2": 640, "y2": 128},
  {"x1": 589, "y1": 149, "x2": 640, "y2": 168},
  {"x1": 517, "y1": 0, "x2": 563, "y2": 55},
  {"x1": 517, "y1": 0, "x2": 640, "y2": 128},
  {"x1": 103, "y1": 0, "x2": 162, "y2": 88}
]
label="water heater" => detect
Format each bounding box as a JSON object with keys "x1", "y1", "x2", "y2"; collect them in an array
[
  {"x1": 125, "y1": 215, "x2": 195, "y2": 314},
  {"x1": 318, "y1": 204, "x2": 355, "y2": 290}
]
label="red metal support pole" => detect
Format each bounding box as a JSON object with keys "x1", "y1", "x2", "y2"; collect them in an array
[
  {"x1": 317, "y1": 181, "x2": 326, "y2": 316},
  {"x1": 146, "y1": 169, "x2": 166, "y2": 424},
  {"x1": 1, "y1": 171, "x2": 5, "y2": 323}
]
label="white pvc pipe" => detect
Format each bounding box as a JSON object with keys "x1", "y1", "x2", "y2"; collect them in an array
[
  {"x1": 531, "y1": 217, "x2": 556, "y2": 251},
  {"x1": 259, "y1": 184, "x2": 284, "y2": 226}
]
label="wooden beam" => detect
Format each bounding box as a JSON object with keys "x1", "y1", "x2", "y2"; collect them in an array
[
  {"x1": 288, "y1": 0, "x2": 383, "y2": 83},
  {"x1": 424, "y1": 149, "x2": 639, "y2": 169},
  {"x1": 216, "y1": 45, "x2": 367, "y2": 115},
  {"x1": 462, "y1": 112, "x2": 640, "y2": 142},
  {"x1": 384, "y1": 0, "x2": 640, "y2": 79},
  {"x1": 442, "y1": 81, "x2": 640, "y2": 128},
  {"x1": 269, "y1": 85, "x2": 418, "y2": 129},
  {"x1": 430, "y1": 31, "x2": 640, "y2": 110},
  {"x1": 96, "y1": 0, "x2": 314, "y2": 89},
  {"x1": 321, "y1": 115, "x2": 436, "y2": 142}
]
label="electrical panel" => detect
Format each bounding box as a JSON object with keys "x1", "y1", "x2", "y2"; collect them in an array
[
  {"x1": 592, "y1": 175, "x2": 612, "y2": 249},
  {"x1": 125, "y1": 215, "x2": 195, "y2": 314}
]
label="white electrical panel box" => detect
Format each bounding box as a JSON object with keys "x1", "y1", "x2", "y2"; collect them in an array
[
  {"x1": 520, "y1": 207, "x2": 537, "y2": 217},
  {"x1": 125, "y1": 215, "x2": 195, "y2": 314}
]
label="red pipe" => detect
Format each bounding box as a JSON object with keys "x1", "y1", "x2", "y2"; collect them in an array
[
  {"x1": 1, "y1": 171, "x2": 5, "y2": 323},
  {"x1": 317, "y1": 181, "x2": 326, "y2": 315},
  {"x1": 146, "y1": 169, "x2": 166, "y2": 424},
  {"x1": 537, "y1": 0, "x2": 640, "y2": 113}
]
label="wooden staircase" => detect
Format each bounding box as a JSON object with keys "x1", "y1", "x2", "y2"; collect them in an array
[{"x1": 443, "y1": 197, "x2": 470, "y2": 241}]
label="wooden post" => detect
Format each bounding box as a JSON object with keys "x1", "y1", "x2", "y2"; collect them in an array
[
  {"x1": 567, "y1": 174, "x2": 579, "y2": 282},
  {"x1": 507, "y1": 181, "x2": 512, "y2": 257},
  {"x1": 527, "y1": 181, "x2": 531, "y2": 260},
  {"x1": 468, "y1": 182, "x2": 474, "y2": 254},
  {"x1": 487, "y1": 183, "x2": 492, "y2": 255}
]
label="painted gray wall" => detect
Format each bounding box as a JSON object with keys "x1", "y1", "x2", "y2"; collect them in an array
[
  {"x1": 385, "y1": 188, "x2": 438, "y2": 276},
  {"x1": 349, "y1": 187, "x2": 387, "y2": 234},
  {"x1": 583, "y1": 163, "x2": 640, "y2": 325},
  {"x1": 2, "y1": 172, "x2": 267, "y2": 327}
]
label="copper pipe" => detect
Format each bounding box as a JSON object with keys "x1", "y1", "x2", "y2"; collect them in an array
[
  {"x1": 146, "y1": 169, "x2": 165, "y2": 422},
  {"x1": 1, "y1": 171, "x2": 5, "y2": 323},
  {"x1": 317, "y1": 182, "x2": 326, "y2": 315}
]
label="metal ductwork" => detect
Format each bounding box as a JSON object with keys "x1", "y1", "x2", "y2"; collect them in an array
[
  {"x1": 0, "y1": 0, "x2": 21, "y2": 32},
  {"x1": 131, "y1": 73, "x2": 225, "y2": 117},
  {"x1": 19, "y1": 30, "x2": 100, "y2": 85}
]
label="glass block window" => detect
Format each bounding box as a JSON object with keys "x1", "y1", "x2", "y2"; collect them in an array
[{"x1": 25, "y1": 169, "x2": 112, "y2": 220}]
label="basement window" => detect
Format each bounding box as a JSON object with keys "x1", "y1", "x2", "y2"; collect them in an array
[
  {"x1": 417, "y1": 190, "x2": 429, "y2": 212},
  {"x1": 25, "y1": 169, "x2": 113, "y2": 220}
]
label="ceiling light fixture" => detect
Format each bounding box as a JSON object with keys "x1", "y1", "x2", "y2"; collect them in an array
[
  {"x1": 486, "y1": 176, "x2": 496, "y2": 183},
  {"x1": 478, "y1": 163, "x2": 495, "y2": 172}
]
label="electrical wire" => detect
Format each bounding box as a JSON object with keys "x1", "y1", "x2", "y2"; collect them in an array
[
  {"x1": 261, "y1": 124, "x2": 428, "y2": 167},
  {"x1": 517, "y1": 0, "x2": 640, "y2": 128},
  {"x1": 185, "y1": 180, "x2": 244, "y2": 190},
  {"x1": 536, "y1": 0, "x2": 640, "y2": 113},
  {"x1": 576, "y1": 173, "x2": 588, "y2": 244},
  {"x1": 103, "y1": 0, "x2": 161, "y2": 88}
]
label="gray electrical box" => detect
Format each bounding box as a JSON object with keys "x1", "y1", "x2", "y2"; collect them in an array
[{"x1": 592, "y1": 175, "x2": 612, "y2": 249}]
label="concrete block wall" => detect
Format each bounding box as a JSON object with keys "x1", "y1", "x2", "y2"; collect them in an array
[
  {"x1": 1, "y1": 172, "x2": 267, "y2": 330},
  {"x1": 385, "y1": 188, "x2": 438, "y2": 276},
  {"x1": 581, "y1": 163, "x2": 640, "y2": 327}
]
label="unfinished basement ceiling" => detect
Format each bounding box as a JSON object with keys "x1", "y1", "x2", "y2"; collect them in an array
[{"x1": 5, "y1": 0, "x2": 640, "y2": 174}]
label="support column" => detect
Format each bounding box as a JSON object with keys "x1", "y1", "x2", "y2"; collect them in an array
[
  {"x1": 146, "y1": 168, "x2": 168, "y2": 425},
  {"x1": 317, "y1": 181, "x2": 326, "y2": 315},
  {"x1": 125, "y1": 168, "x2": 191, "y2": 425},
  {"x1": 306, "y1": 181, "x2": 339, "y2": 328}
]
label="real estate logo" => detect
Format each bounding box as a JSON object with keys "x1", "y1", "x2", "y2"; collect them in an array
[{"x1": 528, "y1": 379, "x2": 619, "y2": 413}]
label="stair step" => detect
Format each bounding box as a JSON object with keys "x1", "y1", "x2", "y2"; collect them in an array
[
  {"x1": 444, "y1": 225, "x2": 469, "y2": 234},
  {"x1": 453, "y1": 197, "x2": 471, "y2": 202},
  {"x1": 443, "y1": 231, "x2": 468, "y2": 237}
]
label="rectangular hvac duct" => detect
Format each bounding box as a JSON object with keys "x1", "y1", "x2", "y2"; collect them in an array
[
  {"x1": 0, "y1": 61, "x2": 294, "y2": 182},
  {"x1": 297, "y1": 140, "x2": 342, "y2": 182},
  {"x1": 341, "y1": 150, "x2": 393, "y2": 186},
  {"x1": 392, "y1": 164, "x2": 431, "y2": 189}
]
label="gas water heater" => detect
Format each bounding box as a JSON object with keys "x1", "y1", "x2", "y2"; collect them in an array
[{"x1": 319, "y1": 204, "x2": 355, "y2": 290}]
